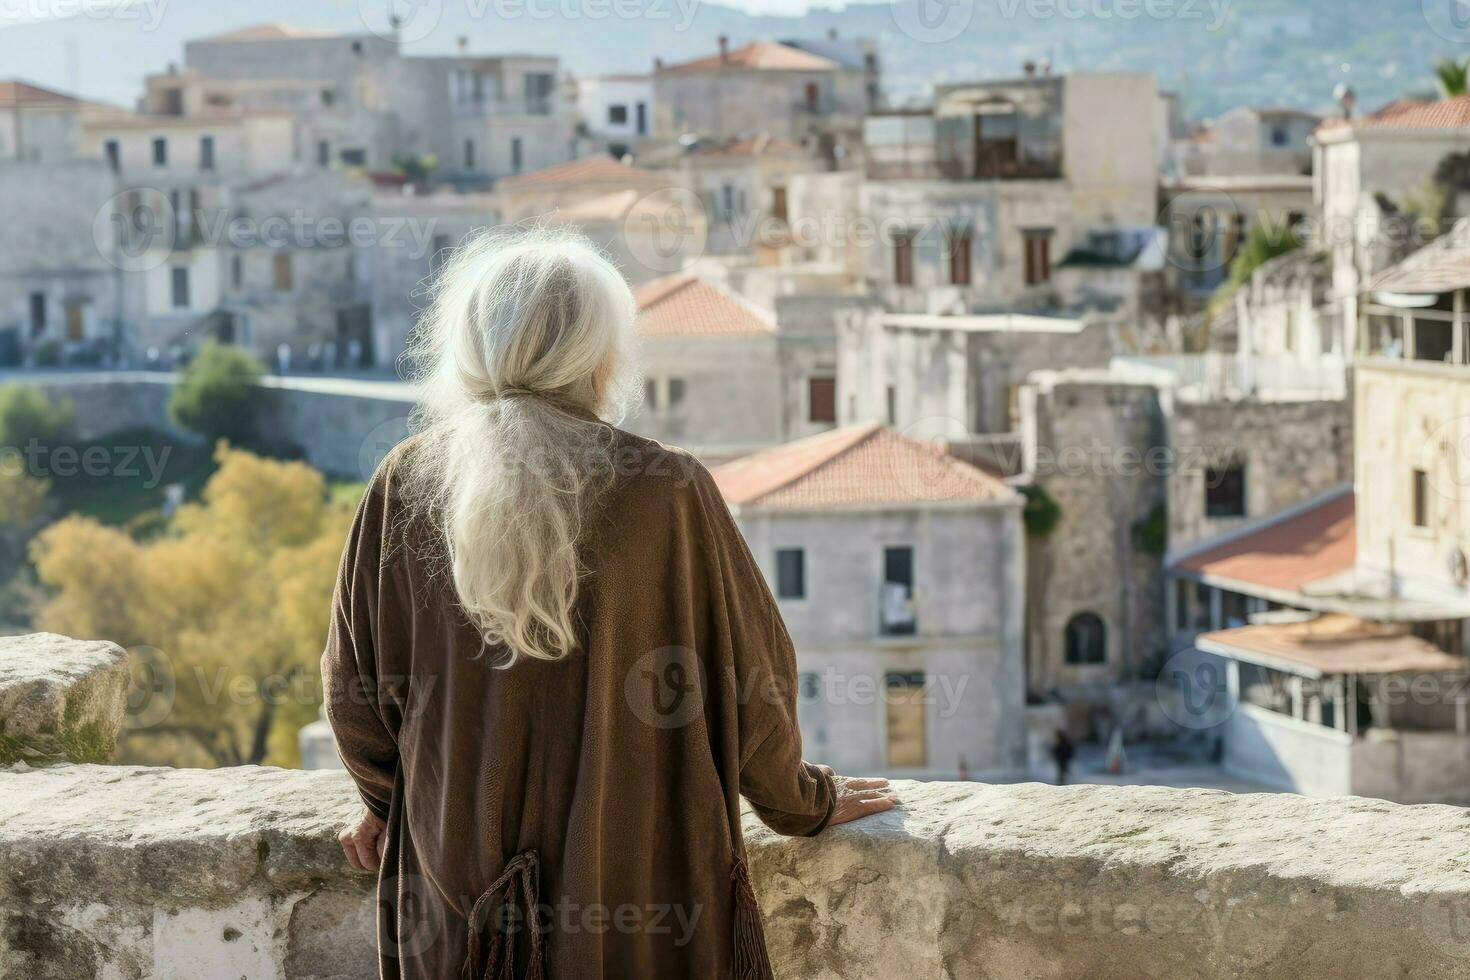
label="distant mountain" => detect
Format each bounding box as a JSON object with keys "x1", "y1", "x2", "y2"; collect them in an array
[{"x1": 0, "y1": 0, "x2": 1453, "y2": 120}]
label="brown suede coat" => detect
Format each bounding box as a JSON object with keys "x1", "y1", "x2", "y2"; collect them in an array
[{"x1": 323, "y1": 427, "x2": 836, "y2": 980}]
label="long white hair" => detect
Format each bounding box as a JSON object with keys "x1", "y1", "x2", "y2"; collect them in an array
[{"x1": 401, "y1": 227, "x2": 640, "y2": 666}]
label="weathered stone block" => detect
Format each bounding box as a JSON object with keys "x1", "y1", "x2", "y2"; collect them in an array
[{"x1": 0, "y1": 633, "x2": 129, "y2": 765}]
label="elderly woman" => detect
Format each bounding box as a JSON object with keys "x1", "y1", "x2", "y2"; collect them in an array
[{"x1": 323, "y1": 229, "x2": 896, "y2": 979}]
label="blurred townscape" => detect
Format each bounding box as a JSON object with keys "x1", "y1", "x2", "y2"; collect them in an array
[{"x1": 4, "y1": 1, "x2": 1470, "y2": 809}]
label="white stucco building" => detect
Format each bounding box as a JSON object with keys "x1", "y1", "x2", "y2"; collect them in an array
[{"x1": 711, "y1": 423, "x2": 1027, "y2": 778}]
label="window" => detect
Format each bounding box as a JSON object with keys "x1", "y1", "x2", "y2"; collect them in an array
[
  {"x1": 200, "y1": 136, "x2": 214, "y2": 171},
  {"x1": 511, "y1": 137, "x2": 523, "y2": 173},
  {"x1": 1204, "y1": 461, "x2": 1247, "y2": 518},
  {"x1": 171, "y1": 266, "x2": 190, "y2": 309},
  {"x1": 231, "y1": 254, "x2": 243, "y2": 289},
  {"x1": 104, "y1": 139, "x2": 120, "y2": 173},
  {"x1": 64, "y1": 300, "x2": 84, "y2": 342},
  {"x1": 464, "y1": 138, "x2": 476, "y2": 170},
  {"x1": 948, "y1": 229, "x2": 972, "y2": 286},
  {"x1": 1023, "y1": 229, "x2": 1052, "y2": 285},
  {"x1": 318, "y1": 141, "x2": 330, "y2": 167},
  {"x1": 608, "y1": 104, "x2": 628, "y2": 125},
  {"x1": 152, "y1": 137, "x2": 167, "y2": 166},
  {"x1": 808, "y1": 376, "x2": 836, "y2": 424},
  {"x1": 339, "y1": 148, "x2": 366, "y2": 166},
  {"x1": 720, "y1": 185, "x2": 736, "y2": 221},
  {"x1": 775, "y1": 548, "x2": 805, "y2": 599},
  {"x1": 880, "y1": 546, "x2": 916, "y2": 636},
  {"x1": 668, "y1": 377, "x2": 686, "y2": 407},
  {"x1": 636, "y1": 102, "x2": 647, "y2": 135},
  {"x1": 885, "y1": 384, "x2": 896, "y2": 425},
  {"x1": 273, "y1": 253, "x2": 293, "y2": 291},
  {"x1": 1270, "y1": 124, "x2": 1289, "y2": 147},
  {"x1": 804, "y1": 82, "x2": 820, "y2": 111},
  {"x1": 893, "y1": 231, "x2": 915, "y2": 286},
  {"x1": 884, "y1": 672, "x2": 926, "y2": 768},
  {"x1": 430, "y1": 234, "x2": 451, "y2": 275},
  {"x1": 28, "y1": 292, "x2": 45, "y2": 338},
  {"x1": 524, "y1": 72, "x2": 556, "y2": 114},
  {"x1": 1413, "y1": 468, "x2": 1430, "y2": 529},
  {"x1": 1064, "y1": 613, "x2": 1107, "y2": 665},
  {"x1": 643, "y1": 379, "x2": 658, "y2": 411},
  {"x1": 321, "y1": 88, "x2": 336, "y2": 107},
  {"x1": 771, "y1": 186, "x2": 788, "y2": 223}
]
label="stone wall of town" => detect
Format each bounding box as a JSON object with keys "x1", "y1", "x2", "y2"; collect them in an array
[
  {"x1": 1167, "y1": 395, "x2": 1352, "y2": 553},
  {"x1": 7, "y1": 634, "x2": 1470, "y2": 980}
]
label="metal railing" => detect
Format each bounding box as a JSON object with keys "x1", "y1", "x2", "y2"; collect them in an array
[{"x1": 1110, "y1": 353, "x2": 1347, "y2": 400}]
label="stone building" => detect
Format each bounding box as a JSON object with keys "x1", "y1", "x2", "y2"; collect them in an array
[
  {"x1": 710, "y1": 423, "x2": 1027, "y2": 777},
  {"x1": 859, "y1": 72, "x2": 1161, "y2": 316},
  {"x1": 836, "y1": 309, "x2": 1117, "y2": 436},
  {"x1": 655, "y1": 134, "x2": 811, "y2": 258},
  {"x1": 1172, "y1": 106, "x2": 1320, "y2": 178},
  {"x1": 653, "y1": 38, "x2": 874, "y2": 167}
]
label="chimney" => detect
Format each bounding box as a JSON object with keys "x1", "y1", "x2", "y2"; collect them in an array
[
  {"x1": 1040, "y1": 57, "x2": 1052, "y2": 76},
  {"x1": 718, "y1": 35, "x2": 730, "y2": 62},
  {"x1": 1334, "y1": 83, "x2": 1357, "y2": 119},
  {"x1": 1023, "y1": 60, "x2": 1037, "y2": 78}
]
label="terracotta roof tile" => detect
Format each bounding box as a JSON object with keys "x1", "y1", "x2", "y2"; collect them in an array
[
  {"x1": 1197, "y1": 614, "x2": 1466, "y2": 676},
  {"x1": 633, "y1": 274, "x2": 774, "y2": 338},
  {"x1": 1175, "y1": 489, "x2": 1354, "y2": 593},
  {"x1": 711, "y1": 423, "x2": 1016, "y2": 510},
  {"x1": 1319, "y1": 95, "x2": 1470, "y2": 133},
  {"x1": 658, "y1": 41, "x2": 840, "y2": 75},
  {"x1": 497, "y1": 156, "x2": 669, "y2": 192},
  {"x1": 0, "y1": 80, "x2": 80, "y2": 108}
]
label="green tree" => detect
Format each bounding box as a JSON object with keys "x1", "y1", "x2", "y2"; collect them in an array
[
  {"x1": 169, "y1": 342, "x2": 264, "y2": 446},
  {"x1": 1223, "y1": 220, "x2": 1303, "y2": 295},
  {"x1": 0, "y1": 384, "x2": 75, "y2": 456},
  {"x1": 1436, "y1": 57, "x2": 1470, "y2": 98}
]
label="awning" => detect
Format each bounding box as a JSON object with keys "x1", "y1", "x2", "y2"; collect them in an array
[{"x1": 1196, "y1": 614, "x2": 1467, "y2": 679}]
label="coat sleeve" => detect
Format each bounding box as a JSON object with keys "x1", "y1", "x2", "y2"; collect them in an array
[
  {"x1": 692, "y1": 465, "x2": 836, "y2": 837},
  {"x1": 321, "y1": 474, "x2": 402, "y2": 820}
]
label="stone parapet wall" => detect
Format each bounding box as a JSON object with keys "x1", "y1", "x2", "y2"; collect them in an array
[{"x1": 3, "y1": 763, "x2": 1470, "y2": 979}]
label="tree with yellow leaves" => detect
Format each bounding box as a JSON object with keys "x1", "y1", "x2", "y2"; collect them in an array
[{"x1": 29, "y1": 443, "x2": 356, "y2": 768}]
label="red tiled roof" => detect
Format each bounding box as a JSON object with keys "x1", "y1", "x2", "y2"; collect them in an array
[
  {"x1": 658, "y1": 41, "x2": 839, "y2": 75},
  {"x1": 1175, "y1": 490, "x2": 1355, "y2": 593},
  {"x1": 633, "y1": 274, "x2": 774, "y2": 338},
  {"x1": 0, "y1": 80, "x2": 80, "y2": 108},
  {"x1": 497, "y1": 155, "x2": 669, "y2": 192},
  {"x1": 1319, "y1": 95, "x2": 1470, "y2": 133},
  {"x1": 1198, "y1": 614, "x2": 1466, "y2": 677},
  {"x1": 711, "y1": 423, "x2": 1015, "y2": 510}
]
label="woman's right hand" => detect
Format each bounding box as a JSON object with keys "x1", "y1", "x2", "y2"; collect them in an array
[{"x1": 817, "y1": 765, "x2": 900, "y2": 826}]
